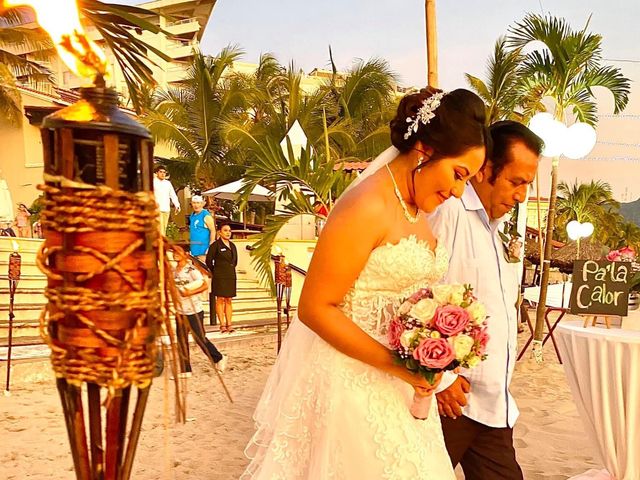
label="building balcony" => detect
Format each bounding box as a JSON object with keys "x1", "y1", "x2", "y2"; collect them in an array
[
  {"x1": 165, "y1": 17, "x2": 200, "y2": 36},
  {"x1": 166, "y1": 42, "x2": 197, "y2": 60},
  {"x1": 166, "y1": 65, "x2": 189, "y2": 84}
]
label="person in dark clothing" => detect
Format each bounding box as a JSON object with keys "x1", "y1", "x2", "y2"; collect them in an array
[{"x1": 206, "y1": 223, "x2": 238, "y2": 333}]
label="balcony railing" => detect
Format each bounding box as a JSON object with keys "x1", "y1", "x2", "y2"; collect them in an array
[{"x1": 166, "y1": 17, "x2": 198, "y2": 27}]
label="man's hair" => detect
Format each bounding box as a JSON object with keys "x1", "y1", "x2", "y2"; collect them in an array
[
  {"x1": 488, "y1": 120, "x2": 543, "y2": 183},
  {"x1": 154, "y1": 165, "x2": 167, "y2": 174}
]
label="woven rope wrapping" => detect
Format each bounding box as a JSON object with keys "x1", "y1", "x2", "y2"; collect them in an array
[{"x1": 37, "y1": 184, "x2": 162, "y2": 391}]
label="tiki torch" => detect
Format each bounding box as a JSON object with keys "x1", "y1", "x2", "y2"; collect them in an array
[
  {"x1": 4, "y1": 240, "x2": 20, "y2": 395},
  {"x1": 3, "y1": 1, "x2": 183, "y2": 478}
]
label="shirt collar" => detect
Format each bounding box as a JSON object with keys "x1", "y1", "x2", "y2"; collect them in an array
[
  {"x1": 461, "y1": 183, "x2": 505, "y2": 232},
  {"x1": 461, "y1": 183, "x2": 485, "y2": 212}
]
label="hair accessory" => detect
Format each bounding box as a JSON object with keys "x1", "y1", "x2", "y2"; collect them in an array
[
  {"x1": 404, "y1": 91, "x2": 446, "y2": 140},
  {"x1": 191, "y1": 195, "x2": 204, "y2": 203}
]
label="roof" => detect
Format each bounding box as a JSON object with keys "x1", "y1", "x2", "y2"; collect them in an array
[{"x1": 17, "y1": 85, "x2": 77, "y2": 106}]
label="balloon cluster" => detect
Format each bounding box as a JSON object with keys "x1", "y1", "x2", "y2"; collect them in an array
[
  {"x1": 529, "y1": 113, "x2": 597, "y2": 159},
  {"x1": 566, "y1": 220, "x2": 594, "y2": 241}
]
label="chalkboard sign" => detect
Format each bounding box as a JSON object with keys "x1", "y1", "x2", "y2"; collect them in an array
[{"x1": 570, "y1": 260, "x2": 630, "y2": 316}]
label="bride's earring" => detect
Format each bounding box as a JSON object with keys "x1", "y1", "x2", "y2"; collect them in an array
[{"x1": 416, "y1": 156, "x2": 424, "y2": 174}]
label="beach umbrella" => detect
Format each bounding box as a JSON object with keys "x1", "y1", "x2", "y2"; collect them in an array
[{"x1": 202, "y1": 180, "x2": 273, "y2": 202}]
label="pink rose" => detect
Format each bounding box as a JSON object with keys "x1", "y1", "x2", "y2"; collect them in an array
[
  {"x1": 471, "y1": 327, "x2": 490, "y2": 356},
  {"x1": 413, "y1": 337, "x2": 455, "y2": 370},
  {"x1": 387, "y1": 317, "x2": 405, "y2": 350},
  {"x1": 433, "y1": 305, "x2": 471, "y2": 336},
  {"x1": 607, "y1": 250, "x2": 622, "y2": 261},
  {"x1": 620, "y1": 246, "x2": 637, "y2": 261}
]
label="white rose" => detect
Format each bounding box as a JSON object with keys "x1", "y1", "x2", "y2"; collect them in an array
[
  {"x1": 400, "y1": 329, "x2": 418, "y2": 349},
  {"x1": 411, "y1": 298, "x2": 438, "y2": 323},
  {"x1": 452, "y1": 334, "x2": 474, "y2": 361},
  {"x1": 449, "y1": 284, "x2": 466, "y2": 305},
  {"x1": 432, "y1": 284, "x2": 453, "y2": 304},
  {"x1": 466, "y1": 302, "x2": 487, "y2": 325}
]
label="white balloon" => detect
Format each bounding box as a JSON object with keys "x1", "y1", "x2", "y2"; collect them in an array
[
  {"x1": 542, "y1": 119, "x2": 567, "y2": 157},
  {"x1": 579, "y1": 222, "x2": 594, "y2": 238},
  {"x1": 529, "y1": 112, "x2": 554, "y2": 138},
  {"x1": 529, "y1": 113, "x2": 567, "y2": 157},
  {"x1": 564, "y1": 122, "x2": 597, "y2": 159},
  {"x1": 566, "y1": 220, "x2": 582, "y2": 240}
]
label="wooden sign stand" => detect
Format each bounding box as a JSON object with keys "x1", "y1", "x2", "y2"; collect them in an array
[{"x1": 582, "y1": 315, "x2": 614, "y2": 329}]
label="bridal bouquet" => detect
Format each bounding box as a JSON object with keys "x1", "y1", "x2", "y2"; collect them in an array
[{"x1": 388, "y1": 284, "x2": 489, "y2": 419}]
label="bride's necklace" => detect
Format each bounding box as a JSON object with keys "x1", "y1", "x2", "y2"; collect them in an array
[{"x1": 385, "y1": 164, "x2": 420, "y2": 224}]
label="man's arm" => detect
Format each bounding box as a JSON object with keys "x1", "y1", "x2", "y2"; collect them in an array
[
  {"x1": 204, "y1": 214, "x2": 216, "y2": 244},
  {"x1": 169, "y1": 183, "x2": 180, "y2": 212},
  {"x1": 429, "y1": 200, "x2": 472, "y2": 417}
]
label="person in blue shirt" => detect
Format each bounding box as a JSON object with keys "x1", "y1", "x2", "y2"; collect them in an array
[
  {"x1": 189, "y1": 194, "x2": 215, "y2": 261},
  {"x1": 430, "y1": 121, "x2": 543, "y2": 480}
]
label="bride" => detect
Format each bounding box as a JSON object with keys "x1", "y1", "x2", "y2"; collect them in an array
[{"x1": 242, "y1": 87, "x2": 490, "y2": 479}]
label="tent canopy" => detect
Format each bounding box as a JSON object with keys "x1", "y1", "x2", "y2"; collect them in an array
[{"x1": 202, "y1": 180, "x2": 273, "y2": 202}]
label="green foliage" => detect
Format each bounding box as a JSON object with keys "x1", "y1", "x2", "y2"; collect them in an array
[
  {"x1": 506, "y1": 13, "x2": 630, "y2": 124},
  {"x1": 165, "y1": 221, "x2": 181, "y2": 241},
  {"x1": 238, "y1": 138, "x2": 347, "y2": 291}
]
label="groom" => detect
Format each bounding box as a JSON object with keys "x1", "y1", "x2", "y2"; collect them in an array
[{"x1": 429, "y1": 121, "x2": 542, "y2": 479}]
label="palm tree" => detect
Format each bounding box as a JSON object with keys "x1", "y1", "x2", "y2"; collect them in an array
[
  {"x1": 554, "y1": 180, "x2": 619, "y2": 243},
  {"x1": 507, "y1": 14, "x2": 631, "y2": 350},
  {"x1": 237, "y1": 135, "x2": 350, "y2": 290},
  {"x1": 141, "y1": 47, "x2": 249, "y2": 189},
  {"x1": 465, "y1": 37, "x2": 544, "y2": 123},
  {"x1": 0, "y1": 1, "x2": 173, "y2": 116}
]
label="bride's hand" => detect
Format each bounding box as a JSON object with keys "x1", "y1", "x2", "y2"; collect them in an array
[{"x1": 410, "y1": 372, "x2": 443, "y2": 397}]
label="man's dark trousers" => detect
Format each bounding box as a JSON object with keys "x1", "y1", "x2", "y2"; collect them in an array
[{"x1": 441, "y1": 415, "x2": 524, "y2": 480}]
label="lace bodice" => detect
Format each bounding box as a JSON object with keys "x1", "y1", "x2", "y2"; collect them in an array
[{"x1": 340, "y1": 235, "x2": 448, "y2": 341}]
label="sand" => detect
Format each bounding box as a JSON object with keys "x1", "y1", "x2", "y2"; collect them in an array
[{"x1": 1, "y1": 332, "x2": 602, "y2": 480}]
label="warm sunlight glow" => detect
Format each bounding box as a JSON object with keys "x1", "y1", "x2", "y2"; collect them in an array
[{"x1": 4, "y1": 0, "x2": 107, "y2": 80}]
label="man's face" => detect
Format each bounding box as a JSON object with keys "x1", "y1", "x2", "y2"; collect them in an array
[
  {"x1": 191, "y1": 200, "x2": 204, "y2": 213},
  {"x1": 155, "y1": 169, "x2": 167, "y2": 180},
  {"x1": 472, "y1": 140, "x2": 539, "y2": 220}
]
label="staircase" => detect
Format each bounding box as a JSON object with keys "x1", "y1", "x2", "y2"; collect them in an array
[{"x1": 0, "y1": 237, "x2": 285, "y2": 348}]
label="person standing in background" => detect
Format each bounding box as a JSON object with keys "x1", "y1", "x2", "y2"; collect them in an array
[
  {"x1": 189, "y1": 195, "x2": 215, "y2": 262},
  {"x1": 206, "y1": 223, "x2": 238, "y2": 333},
  {"x1": 14, "y1": 203, "x2": 31, "y2": 238},
  {"x1": 153, "y1": 165, "x2": 181, "y2": 235}
]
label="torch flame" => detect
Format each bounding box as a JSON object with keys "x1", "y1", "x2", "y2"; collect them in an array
[
  {"x1": 4, "y1": 0, "x2": 107, "y2": 81},
  {"x1": 11, "y1": 240, "x2": 19, "y2": 253}
]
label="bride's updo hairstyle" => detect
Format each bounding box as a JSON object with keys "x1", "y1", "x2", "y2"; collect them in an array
[{"x1": 389, "y1": 87, "x2": 490, "y2": 164}]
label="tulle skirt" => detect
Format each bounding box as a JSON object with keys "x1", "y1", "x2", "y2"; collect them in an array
[{"x1": 242, "y1": 318, "x2": 455, "y2": 480}]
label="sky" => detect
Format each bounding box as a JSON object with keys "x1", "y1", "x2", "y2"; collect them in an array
[{"x1": 119, "y1": 0, "x2": 640, "y2": 201}]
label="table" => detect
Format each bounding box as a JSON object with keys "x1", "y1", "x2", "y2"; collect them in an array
[
  {"x1": 518, "y1": 283, "x2": 573, "y2": 362},
  {"x1": 556, "y1": 321, "x2": 640, "y2": 480}
]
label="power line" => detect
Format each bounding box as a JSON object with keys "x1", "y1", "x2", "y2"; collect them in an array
[
  {"x1": 597, "y1": 140, "x2": 640, "y2": 148},
  {"x1": 603, "y1": 58, "x2": 640, "y2": 63}
]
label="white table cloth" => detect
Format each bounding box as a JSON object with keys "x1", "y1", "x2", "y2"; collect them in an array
[
  {"x1": 523, "y1": 282, "x2": 572, "y2": 308},
  {"x1": 556, "y1": 321, "x2": 640, "y2": 480}
]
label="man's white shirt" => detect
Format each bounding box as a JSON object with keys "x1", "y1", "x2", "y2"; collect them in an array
[
  {"x1": 429, "y1": 184, "x2": 520, "y2": 428},
  {"x1": 153, "y1": 177, "x2": 180, "y2": 212}
]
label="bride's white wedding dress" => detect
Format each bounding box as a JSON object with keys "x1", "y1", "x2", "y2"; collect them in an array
[{"x1": 242, "y1": 235, "x2": 456, "y2": 479}]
